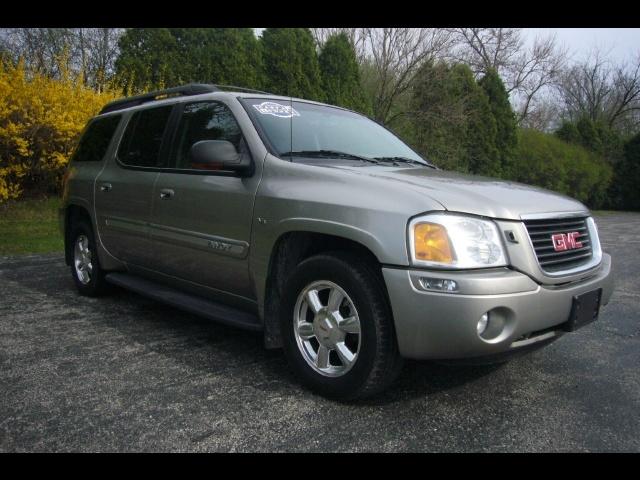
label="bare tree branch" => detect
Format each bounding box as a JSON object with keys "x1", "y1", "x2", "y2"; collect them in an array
[
  {"x1": 556, "y1": 48, "x2": 640, "y2": 132},
  {"x1": 0, "y1": 28, "x2": 123, "y2": 91},
  {"x1": 360, "y1": 28, "x2": 455, "y2": 123},
  {"x1": 451, "y1": 28, "x2": 567, "y2": 125}
]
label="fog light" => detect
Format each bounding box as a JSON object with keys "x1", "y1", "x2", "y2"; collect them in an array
[
  {"x1": 477, "y1": 312, "x2": 489, "y2": 335},
  {"x1": 419, "y1": 277, "x2": 459, "y2": 292}
]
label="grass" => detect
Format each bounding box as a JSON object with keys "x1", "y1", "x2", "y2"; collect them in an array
[{"x1": 0, "y1": 197, "x2": 64, "y2": 255}]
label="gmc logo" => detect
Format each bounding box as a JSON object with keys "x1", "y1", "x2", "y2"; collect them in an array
[{"x1": 551, "y1": 232, "x2": 583, "y2": 252}]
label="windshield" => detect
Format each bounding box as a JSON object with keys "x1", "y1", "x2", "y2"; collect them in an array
[{"x1": 243, "y1": 98, "x2": 428, "y2": 164}]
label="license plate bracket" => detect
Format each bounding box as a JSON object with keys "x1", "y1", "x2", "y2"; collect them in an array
[{"x1": 564, "y1": 288, "x2": 602, "y2": 332}]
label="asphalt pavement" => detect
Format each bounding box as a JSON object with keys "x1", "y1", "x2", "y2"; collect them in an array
[{"x1": 1, "y1": 212, "x2": 638, "y2": 452}]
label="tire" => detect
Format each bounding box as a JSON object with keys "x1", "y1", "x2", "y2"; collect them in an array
[
  {"x1": 68, "y1": 218, "x2": 109, "y2": 297},
  {"x1": 280, "y1": 251, "x2": 403, "y2": 401}
]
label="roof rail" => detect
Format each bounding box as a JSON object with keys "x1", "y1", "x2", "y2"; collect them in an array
[
  {"x1": 99, "y1": 83, "x2": 218, "y2": 115},
  {"x1": 99, "y1": 83, "x2": 275, "y2": 115},
  {"x1": 211, "y1": 84, "x2": 272, "y2": 95}
]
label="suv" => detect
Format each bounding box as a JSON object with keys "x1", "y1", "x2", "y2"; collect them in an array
[{"x1": 60, "y1": 84, "x2": 614, "y2": 400}]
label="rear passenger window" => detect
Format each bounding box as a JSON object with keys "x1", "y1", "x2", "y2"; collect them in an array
[
  {"x1": 117, "y1": 105, "x2": 173, "y2": 168},
  {"x1": 171, "y1": 101, "x2": 243, "y2": 170},
  {"x1": 71, "y1": 115, "x2": 121, "y2": 163}
]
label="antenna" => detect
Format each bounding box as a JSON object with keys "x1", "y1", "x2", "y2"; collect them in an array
[{"x1": 290, "y1": 94, "x2": 294, "y2": 160}]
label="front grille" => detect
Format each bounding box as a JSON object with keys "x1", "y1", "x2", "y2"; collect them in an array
[{"x1": 523, "y1": 216, "x2": 593, "y2": 274}]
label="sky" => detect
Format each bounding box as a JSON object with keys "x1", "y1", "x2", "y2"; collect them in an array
[
  {"x1": 255, "y1": 28, "x2": 639, "y2": 65},
  {"x1": 511, "y1": 28, "x2": 639, "y2": 64}
]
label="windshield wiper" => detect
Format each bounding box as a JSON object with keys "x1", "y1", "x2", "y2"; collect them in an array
[
  {"x1": 280, "y1": 150, "x2": 382, "y2": 165},
  {"x1": 373, "y1": 156, "x2": 437, "y2": 169}
]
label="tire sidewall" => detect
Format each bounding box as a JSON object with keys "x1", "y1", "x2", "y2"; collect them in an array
[
  {"x1": 280, "y1": 255, "x2": 385, "y2": 399},
  {"x1": 69, "y1": 220, "x2": 102, "y2": 295}
]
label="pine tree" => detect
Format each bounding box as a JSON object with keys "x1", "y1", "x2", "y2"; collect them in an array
[
  {"x1": 451, "y1": 64, "x2": 500, "y2": 177},
  {"x1": 318, "y1": 33, "x2": 370, "y2": 114},
  {"x1": 556, "y1": 121, "x2": 581, "y2": 145},
  {"x1": 115, "y1": 28, "x2": 262, "y2": 94},
  {"x1": 115, "y1": 29, "x2": 180, "y2": 94},
  {"x1": 619, "y1": 132, "x2": 640, "y2": 210},
  {"x1": 171, "y1": 29, "x2": 262, "y2": 89},
  {"x1": 478, "y1": 68, "x2": 518, "y2": 178},
  {"x1": 260, "y1": 28, "x2": 324, "y2": 101},
  {"x1": 408, "y1": 62, "x2": 499, "y2": 176}
]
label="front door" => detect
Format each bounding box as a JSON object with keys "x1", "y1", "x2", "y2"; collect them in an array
[{"x1": 150, "y1": 100, "x2": 260, "y2": 301}]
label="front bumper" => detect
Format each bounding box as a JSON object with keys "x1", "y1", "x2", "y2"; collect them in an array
[{"x1": 382, "y1": 253, "x2": 613, "y2": 360}]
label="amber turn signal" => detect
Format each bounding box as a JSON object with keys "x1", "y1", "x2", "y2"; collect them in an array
[{"x1": 413, "y1": 223, "x2": 454, "y2": 264}]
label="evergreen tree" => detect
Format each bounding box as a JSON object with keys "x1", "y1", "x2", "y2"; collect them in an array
[
  {"x1": 478, "y1": 68, "x2": 518, "y2": 178},
  {"x1": 409, "y1": 61, "x2": 468, "y2": 171},
  {"x1": 115, "y1": 28, "x2": 261, "y2": 94},
  {"x1": 409, "y1": 62, "x2": 499, "y2": 176},
  {"x1": 260, "y1": 28, "x2": 324, "y2": 101},
  {"x1": 318, "y1": 33, "x2": 370, "y2": 114},
  {"x1": 556, "y1": 121, "x2": 581, "y2": 145},
  {"x1": 171, "y1": 29, "x2": 262, "y2": 89},
  {"x1": 576, "y1": 116, "x2": 603, "y2": 154},
  {"x1": 619, "y1": 132, "x2": 640, "y2": 210},
  {"x1": 450, "y1": 64, "x2": 500, "y2": 177},
  {"x1": 115, "y1": 28, "x2": 180, "y2": 94}
]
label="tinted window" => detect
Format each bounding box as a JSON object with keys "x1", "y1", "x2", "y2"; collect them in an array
[
  {"x1": 71, "y1": 115, "x2": 121, "y2": 163},
  {"x1": 117, "y1": 105, "x2": 173, "y2": 167},
  {"x1": 171, "y1": 101, "x2": 243, "y2": 169}
]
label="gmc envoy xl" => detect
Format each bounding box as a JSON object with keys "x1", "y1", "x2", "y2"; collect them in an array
[{"x1": 60, "y1": 84, "x2": 614, "y2": 400}]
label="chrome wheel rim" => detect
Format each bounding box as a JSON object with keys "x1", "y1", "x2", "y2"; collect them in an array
[
  {"x1": 293, "y1": 280, "x2": 361, "y2": 377},
  {"x1": 73, "y1": 234, "x2": 93, "y2": 285}
]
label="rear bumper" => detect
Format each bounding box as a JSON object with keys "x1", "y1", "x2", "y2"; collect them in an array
[{"x1": 382, "y1": 253, "x2": 613, "y2": 360}]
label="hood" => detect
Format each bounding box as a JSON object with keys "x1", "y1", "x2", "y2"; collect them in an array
[{"x1": 326, "y1": 165, "x2": 589, "y2": 221}]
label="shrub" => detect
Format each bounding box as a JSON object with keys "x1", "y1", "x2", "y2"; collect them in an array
[
  {"x1": 515, "y1": 129, "x2": 612, "y2": 208},
  {"x1": 0, "y1": 60, "x2": 118, "y2": 201}
]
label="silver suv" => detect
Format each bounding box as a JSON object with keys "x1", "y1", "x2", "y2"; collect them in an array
[{"x1": 60, "y1": 84, "x2": 614, "y2": 400}]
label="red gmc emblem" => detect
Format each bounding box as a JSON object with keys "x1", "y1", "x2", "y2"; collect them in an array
[{"x1": 551, "y1": 232, "x2": 583, "y2": 252}]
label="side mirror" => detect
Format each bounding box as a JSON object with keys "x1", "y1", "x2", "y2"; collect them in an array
[{"x1": 189, "y1": 140, "x2": 251, "y2": 174}]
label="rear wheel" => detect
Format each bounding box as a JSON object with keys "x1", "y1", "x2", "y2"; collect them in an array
[
  {"x1": 280, "y1": 251, "x2": 403, "y2": 401},
  {"x1": 69, "y1": 219, "x2": 109, "y2": 296}
]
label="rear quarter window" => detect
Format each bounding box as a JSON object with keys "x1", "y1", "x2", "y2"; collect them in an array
[{"x1": 71, "y1": 114, "x2": 122, "y2": 163}]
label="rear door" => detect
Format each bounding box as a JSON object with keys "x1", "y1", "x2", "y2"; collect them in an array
[
  {"x1": 149, "y1": 100, "x2": 260, "y2": 301},
  {"x1": 95, "y1": 104, "x2": 175, "y2": 267}
]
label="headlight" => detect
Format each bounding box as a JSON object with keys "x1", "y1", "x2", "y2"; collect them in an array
[{"x1": 408, "y1": 213, "x2": 507, "y2": 269}]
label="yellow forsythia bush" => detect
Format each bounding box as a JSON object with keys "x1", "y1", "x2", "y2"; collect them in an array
[{"x1": 0, "y1": 60, "x2": 119, "y2": 202}]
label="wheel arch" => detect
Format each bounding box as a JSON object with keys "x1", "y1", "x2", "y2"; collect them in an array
[{"x1": 262, "y1": 230, "x2": 389, "y2": 349}]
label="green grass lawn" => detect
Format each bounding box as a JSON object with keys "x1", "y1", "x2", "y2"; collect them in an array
[{"x1": 0, "y1": 197, "x2": 64, "y2": 255}]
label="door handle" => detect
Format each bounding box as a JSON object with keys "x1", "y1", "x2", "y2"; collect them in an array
[
  {"x1": 100, "y1": 183, "x2": 112, "y2": 192},
  {"x1": 159, "y1": 188, "x2": 175, "y2": 200}
]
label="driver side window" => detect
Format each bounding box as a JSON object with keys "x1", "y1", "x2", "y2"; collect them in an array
[{"x1": 171, "y1": 101, "x2": 244, "y2": 170}]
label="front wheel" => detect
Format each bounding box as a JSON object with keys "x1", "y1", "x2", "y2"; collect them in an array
[{"x1": 280, "y1": 252, "x2": 403, "y2": 401}]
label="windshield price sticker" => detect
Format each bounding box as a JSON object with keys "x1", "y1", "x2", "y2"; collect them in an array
[{"x1": 253, "y1": 102, "x2": 300, "y2": 118}]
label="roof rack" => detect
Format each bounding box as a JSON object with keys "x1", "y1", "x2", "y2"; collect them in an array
[
  {"x1": 99, "y1": 84, "x2": 216, "y2": 114},
  {"x1": 99, "y1": 83, "x2": 273, "y2": 115},
  {"x1": 212, "y1": 84, "x2": 272, "y2": 95}
]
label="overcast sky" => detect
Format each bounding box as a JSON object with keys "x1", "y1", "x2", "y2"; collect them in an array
[
  {"x1": 254, "y1": 27, "x2": 639, "y2": 65},
  {"x1": 517, "y1": 28, "x2": 639, "y2": 64}
]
